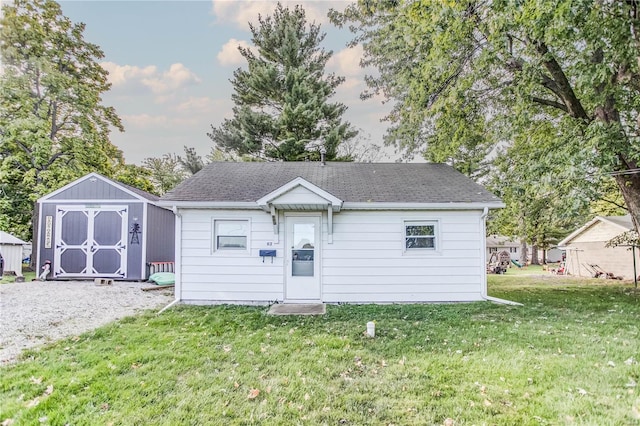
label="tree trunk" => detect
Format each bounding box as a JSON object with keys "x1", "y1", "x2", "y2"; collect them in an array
[
  {"x1": 615, "y1": 171, "x2": 640, "y2": 235},
  {"x1": 531, "y1": 244, "x2": 540, "y2": 265},
  {"x1": 520, "y1": 240, "x2": 528, "y2": 265}
]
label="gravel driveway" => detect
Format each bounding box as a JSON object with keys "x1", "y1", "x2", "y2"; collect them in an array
[{"x1": 0, "y1": 280, "x2": 174, "y2": 364}]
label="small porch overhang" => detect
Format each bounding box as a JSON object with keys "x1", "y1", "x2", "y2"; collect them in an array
[{"x1": 256, "y1": 177, "x2": 343, "y2": 243}]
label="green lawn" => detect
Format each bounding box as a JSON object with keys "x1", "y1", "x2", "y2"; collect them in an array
[
  {"x1": 1, "y1": 277, "x2": 639, "y2": 425},
  {"x1": 0, "y1": 270, "x2": 36, "y2": 284}
]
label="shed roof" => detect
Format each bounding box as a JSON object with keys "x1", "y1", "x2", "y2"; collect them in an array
[
  {"x1": 161, "y1": 162, "x2": 502, "y2": 207},
  {"x1": 558, "y1": 215, "x2": 634, "y2": 246},
  {"x1": 486, "y1": 235, "x2": 519, "y2": 248},
  {"x1": 0, "y1": 231, "x2": 27, "y2": 245},
  {"x1": 38, "y1": 172, "x2": 159, "y2": 203}
]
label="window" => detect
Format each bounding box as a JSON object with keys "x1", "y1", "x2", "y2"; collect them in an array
[
  {"x1": 489, "y1": 247, "x2": 498, "y2": 253},
  {"x1": 213, "y1": 220, "x2": 249, "y2": 251},
  {"x1": 404, "y1": 221, "x2": 437, "y2": 251},
  {"x1": 510, "y1": 247, "x2": 517, "y2": 253}
]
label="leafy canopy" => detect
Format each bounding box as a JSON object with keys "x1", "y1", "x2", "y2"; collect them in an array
[
  {"x1": 331, "y1": 0, "x2": 640, "y2": 232},
  {"x1": 0, "y1": 0, "x2": 131, "y2": 240}
]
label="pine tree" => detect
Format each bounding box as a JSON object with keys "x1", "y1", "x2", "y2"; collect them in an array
[{"x1": 208, "y1": 3, "x2": 357, "y2": 161}]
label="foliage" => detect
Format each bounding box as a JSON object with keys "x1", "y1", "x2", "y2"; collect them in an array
[
  {"x1": 1, "y1": 277, "x2": 639, "y2": 424},
  {"x1": 486, "y1": 119, "x2": 594, "y2": 256},
  {"x1": 113, "y1": 165, "x2": 156, "y2": 195},
  {"x1": 590, "y1": 177, "x2": 628, "y2": 217},
  {"x1": 142, "y1": 154, "x2": 187, "y2": 195},
  {"x1": 178, "y1": 145, "x2": 204, "y2": 175},
  {"x1": 209, "y1": 2, "x2": 357, "y2": 161},
  {"x1": 0, "y1": 0, "x2": 125, "y2": 241},
  {"x1": 606, "y1": 231, "x2": 640, "y2": 249},
  {"x1": 331, "y1": 0, "x2": 640, "y2": 232}
]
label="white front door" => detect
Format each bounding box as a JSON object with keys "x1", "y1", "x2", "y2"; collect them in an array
[{"x1": 285, "y1": 215, "x2": 321, "y2": 301}]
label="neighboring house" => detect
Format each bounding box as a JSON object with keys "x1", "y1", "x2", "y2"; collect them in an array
[
  {"x1": 159, "y1": 162, "x2": 505, "y2": 305},
  {"x1": 486, "y1": 235, "x2": 520, "y2": 261},
  {"x1": 0, "y1": 231, "x2": 27, "y2": 276},
  {"x1": 36, "y1": 173, "x2": 175, "y2": 280},
  {"x1": 558, "y1": 215, "x2": 639, "y2": 280}
]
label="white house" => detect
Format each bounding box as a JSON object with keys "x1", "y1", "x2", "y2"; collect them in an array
[
  {"x1": 486, "y1": 235, "x2": 520, "y2": 261},
  {"x1": 558, "y1": 215, "x2": 639, "y2": 280},
  {"x1": 159, "y1": 162, "x2": 506, "y2": 305},
  {"x1": 0, "y1": 231, "x2": 27, "y2": 276}
]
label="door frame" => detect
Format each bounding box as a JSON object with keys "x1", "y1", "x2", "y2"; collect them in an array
[{"x1": 284, "y1": 212, "x2": 322, "y2": 303}]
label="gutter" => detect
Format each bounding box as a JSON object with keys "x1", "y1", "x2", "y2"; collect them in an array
[
  {"x1": 478, "y1": 206, "x2": 523, "y2": 306},
  {"x1": 158, "y1": 299, "x2": 180, "y2": 315},
  {"x1": 172, "y1": 206, "x2": 182, "y2": 305}
]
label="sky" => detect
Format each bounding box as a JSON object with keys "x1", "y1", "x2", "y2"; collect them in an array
[{"x1": 57, "y1": 0, "x2": 396, "y2": 165}]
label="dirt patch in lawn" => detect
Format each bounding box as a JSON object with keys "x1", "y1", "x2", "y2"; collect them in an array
[{"x1": 0, "y1": 280, "x2": 173, "y2": 364}]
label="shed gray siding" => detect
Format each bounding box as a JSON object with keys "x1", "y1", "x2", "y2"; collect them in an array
[
  {"x1": 125, "y1": 203, "x2": 145, "y2": 280},
  {"x1": 145, "y1": 204, "x2": 175, "y2": 266},
  {"x1": 49, "y1": 178, "x2": 137, "y2": 200}
]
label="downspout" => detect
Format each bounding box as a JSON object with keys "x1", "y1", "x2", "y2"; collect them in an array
[
  {"x1": 159, "y1": 206, "x2": 182, "y2": 314},
  {"x1": 479, "y1": 206, "x2": 522, "y2": 306}
]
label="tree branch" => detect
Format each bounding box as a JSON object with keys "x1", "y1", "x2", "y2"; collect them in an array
[
  {"x1": 531, "y1": 40, "x2": 590, "y2": 121},
  {"x1": 531, "y1": 96, "x2": 569, "y2": 112}
]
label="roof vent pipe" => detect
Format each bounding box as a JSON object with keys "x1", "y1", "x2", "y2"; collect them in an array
[{"x1": 320, "y1": 146, "x2": 326, "y2": 166}]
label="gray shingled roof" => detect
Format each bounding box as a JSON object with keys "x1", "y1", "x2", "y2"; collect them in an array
[
  {"x1": 605, "y1": 215, "x2": 633, "y2": 231},
  {"x1": 161, "y1": 162, "x2": 501, "y2": 205}
]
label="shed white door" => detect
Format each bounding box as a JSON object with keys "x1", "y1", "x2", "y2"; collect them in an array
[
  {"x1": 285, "y1": 215, "x2": 321, "y2": 301},
  {"x1": 54, "y1": 206, "x2": 128, "y2": 278}
]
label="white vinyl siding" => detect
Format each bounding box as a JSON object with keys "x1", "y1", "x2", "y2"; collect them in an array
[
  {"x1": 178, "y1": 208, "x2": 486, "y2": 304},
  {"x1": 322, "y1": 211, "x2": 483, "y2": 303},
  {"x1": 181, "y1": 210, "x2": 282, "y2": 302}
]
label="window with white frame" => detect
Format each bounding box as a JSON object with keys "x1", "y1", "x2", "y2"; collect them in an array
[
  {"x1": 404, "y1": 221, "x2": 437, "y2": 251},
  {"x1": 213, "y1": 219, "x2": 249, "y2": 251}
]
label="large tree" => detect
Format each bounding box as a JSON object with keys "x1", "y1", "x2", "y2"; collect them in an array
[
  {"x1": 0, "y1": 0, "x2": 125, "y2": 241},
  {"x1": 331, "y1": 0, "x2": 640, "y2": 232},
  {"x1": 209, "y1": 3, "x2": 357, "y2": 161},
  {"x1": 487, "y1": 120, "x2": 594, "y2": 263}
]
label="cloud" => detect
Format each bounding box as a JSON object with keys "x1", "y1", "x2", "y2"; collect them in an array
[
  {"x1": 101, "y1": 62, "x2": 157, "y2": 87},
  {"x1": 101, "y1": 62, "x2": 201, "y2": 96},
  {"x1": 217, "y1": 38, "x2": 253, "y2": 66},
  {"x1": 211, "y1": 0, "x2": 346, "y2": 30},
  {"x1": 142, "y1": 63, "x2": 201, "y2": 94},
  {"x1": 327, "y1": 45, "x2": 364, "y2": 77}
]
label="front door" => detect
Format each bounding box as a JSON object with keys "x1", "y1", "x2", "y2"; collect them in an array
[
  {"x1": 54, "y1": 206, "x2": 128, "y2": 278},
  {"x1": 285, "y1": 215, "x2": 321, "y2": 301}
]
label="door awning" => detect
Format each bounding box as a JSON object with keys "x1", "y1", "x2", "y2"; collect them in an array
[
  {"x1": 257, "y1": 177, "x2": 343, "y2": 243},
  {"x1": 256, "y1": 177, "x2": 343, "y2": 212}
]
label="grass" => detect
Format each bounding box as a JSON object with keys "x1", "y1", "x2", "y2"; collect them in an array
[
  {"x1": 1, "y1": 276, "x2": 639, "y2": 425},
  {"x1": 0, "y1": 270, "x2": 36, "y2": 284}
]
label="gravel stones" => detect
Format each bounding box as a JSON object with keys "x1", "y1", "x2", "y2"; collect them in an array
[{"x1": 0, "y1": 280, "x2": 174, "y2": 364}]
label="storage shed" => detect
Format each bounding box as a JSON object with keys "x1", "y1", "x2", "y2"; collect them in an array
[
  {"x1": 160, "y1": 162, "x2": 506, "y2": 305},
  {"x1": 558, "y1": 215, "x2": 639, "y2": 280},
  {"x1": 36, "y1": 173, "x2": 175, "y2": 280},
  {"x1": 0, "y1": 231, "x2": 27, "y2": 276}
]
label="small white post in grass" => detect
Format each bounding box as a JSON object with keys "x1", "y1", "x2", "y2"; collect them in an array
[{"x1": 366, "y1": 321, "x2": 375, "y2": 337}]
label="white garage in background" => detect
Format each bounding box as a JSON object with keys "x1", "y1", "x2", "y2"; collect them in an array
[{"x1": 0, "y1": 231, "x2": 27, "y2": 276}]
